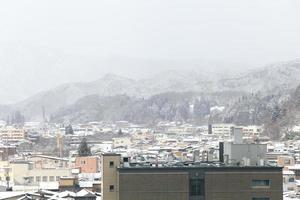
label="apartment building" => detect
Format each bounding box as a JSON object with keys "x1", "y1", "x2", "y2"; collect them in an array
[
  {"x1": 211, "y1": 123, "x2": 234, "y2": 136},
  {"x1": 243, "y1": 125, "x2": 263, "y2": 136},
  {"x1": 101, "y1": 153, "x2": 283, "y2": 200},
  {"x1": 112, "y1": 137, "x2": 131, "y2": 148},
  {"x1": 0, "y1": 160, "x2": 71, "y2": 190},
  {"x1": 0, "y1": 128, "x2": 26, "y2": 143},
  {"x1": 27, "y1": 155, "x2": 70, "y2": 169}
]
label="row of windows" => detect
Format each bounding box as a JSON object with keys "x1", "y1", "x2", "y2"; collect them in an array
[
  {"x1": 189, "y1": 179, "x2": 271, "y2": 197},
  {"x1": 2, "y1": 136, "x2": 24, "y2": 139},
  {"x1": 0, "y1": 131, "x2": 24, "y2": 133},
  {"x1": 27, "y1": 176, "x2": 60, "y2": 182}
]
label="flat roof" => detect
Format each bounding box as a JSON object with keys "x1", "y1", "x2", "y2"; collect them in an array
[
  {"x1": 101, "y1": 153, "x2": 121, "y2": 156},
  {"x1": 118, "y1": 165, "x2": 282, "y2": 172}
]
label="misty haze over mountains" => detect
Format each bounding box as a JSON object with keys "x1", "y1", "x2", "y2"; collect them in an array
[
  {"x1": 1, "y1": 0, "x2": 300, "y2": 139},
  {"x1": 1, "y1": 59, "x2": 300, "y2": 138},
  {"x1": 1, "y1": 0, "x2": 300, "y2": 103},
  {"x1": 0, "y1": 44, "x2": 252, "y2": 104}
]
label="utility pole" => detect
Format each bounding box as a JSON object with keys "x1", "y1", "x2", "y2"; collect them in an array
[{"x1": 5, "y1": 167, "x2": 11, "y2": 191}]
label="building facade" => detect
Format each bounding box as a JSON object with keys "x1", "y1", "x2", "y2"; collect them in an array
[
  {"x1": 0, "y1": 128, "x2": 26, "y2": 143},
  {"x1": 75, "y1": 156, "x2": 100, "y2": 173},
  {"x1": 101, "y1": 154, "x2": 283, "y2": 200}
]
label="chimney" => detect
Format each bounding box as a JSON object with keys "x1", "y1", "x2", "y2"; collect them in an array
[{"x1": 208, "y1": 124, "x2": 212, "y2": 134}]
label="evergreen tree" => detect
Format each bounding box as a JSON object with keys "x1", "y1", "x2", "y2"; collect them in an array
[
  {"x1": 78, "y1": 138, "x2": 91, "y2": 157},
  {"x1": 65, "y1": 124, "x2": 74, "y2": 135},
  {"x1": 118, "y1": 129, "x2": 123, "y2": 136}
]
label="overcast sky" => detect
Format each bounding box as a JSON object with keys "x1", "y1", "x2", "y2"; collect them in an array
[{"x1": 0, "y1": 0, "x2": 300, "y2": 103}]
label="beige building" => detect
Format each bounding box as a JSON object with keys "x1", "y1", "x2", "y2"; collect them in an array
[
  {"x1": 27, "y1": 155, "x2": 70, "y2": 169},
  {"x1": 243, "y1": 125, "x2": 263, "y2": 136},
  {"x1": 0, "y1": 160, "x2": 71, "y2": 189},
  {"x1": 101, "y1": 154, "x2": 120, "y2": 200},
  {"x1": 0, "y1": 128, "x2": 26, "y2": 143},
  {"x1": 277, "y1": 156, "x2": 295, "y2": 170},
  {"x1": 112, "y1": 138, "x2": 131, "y2": 148},
  {"x1": 101, "y1": 153, "x2": 283, "y2": 200}
]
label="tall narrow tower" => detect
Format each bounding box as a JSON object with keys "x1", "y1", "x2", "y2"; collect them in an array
[{"x1": 101, "y1": 153, "x2": 121, "y2": 200}]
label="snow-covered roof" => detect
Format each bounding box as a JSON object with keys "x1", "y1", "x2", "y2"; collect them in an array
[
  {"x1": 288, "y1": 164, "x2": 300, "y2": 170},
  {"x1": 283, "y1": 170, "x2": 295, "y2": 175}
]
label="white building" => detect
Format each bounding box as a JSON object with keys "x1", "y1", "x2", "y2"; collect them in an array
[
  {"x1": 212, "y1": 123, "x2": 235, "y2": 136},
  {"x1": 283, "y1": 170, "x2": 296, "y2": 192}
]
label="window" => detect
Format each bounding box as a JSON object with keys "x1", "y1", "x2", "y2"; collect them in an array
[
  {"x1": 81, "y1": 160, "x2": 86, "y2": 165},
  {"x1": 289, "y1": 177, "x2": 295, "y2": 182},
  {"x1": 28, "y1": 176, "x2": 34, "y2": 183},
  {"x1": 294, "y1": 170, "x2": 300, "y2": 176},
  {"x1": 284, "y1": 160, "x2": 291, "y2": 164},
  {"x1": 252, "y1": 180, "x2": 270, "y2": 188},
  {"x1": 28, "y1": 163, "x2": 34, "y2": 170},
  {"x1": 252, "y1": 198, "x2": 270, "y2": 200},
  {"x1": 42, "y1": 176, "x2": 48, "y2": 182},
  {"x1": 109, "y1": 185, "x2": 114, "y2": 192},
  {"x1": 109, "y1": 161, "x2": 114, "y2": 168},
  {"x1": 49, "y1": 176, "x2": 54, "y2": 182},
  {"x1": 36, "y1": 176, "x2": 41, "y2": 182},
  {"x1": 56, "y1": 176, "x2": 60, "y2": 181},
  {"x1": 189, "y1": 179, "x2": 205, "y2": 196}
]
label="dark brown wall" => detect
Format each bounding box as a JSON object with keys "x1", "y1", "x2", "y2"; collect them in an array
[
  {"x1": 117, "y1": 167, "x2": 283, "y2": 200},
  {"x1": 118, "y1": 172, "x2": 189, "y2": 200},
  {"x1": 205, "y1": 171, "x2": 283, "y2": 200}
]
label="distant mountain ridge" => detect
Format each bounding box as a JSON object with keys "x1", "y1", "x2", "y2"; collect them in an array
[
  {"x1": 1, "y1": 59, "x2": 300, "y2": 128},
  {"x1": 220, "y1": 59, "x2": 300, "y2": 93}
]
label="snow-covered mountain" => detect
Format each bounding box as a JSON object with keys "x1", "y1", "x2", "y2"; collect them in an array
[
  {"x1": 2, "y1": 59, "x2": 300, "y2": 123},
  {"x1": 220, "y1": 59, "x2": 300, "y2": 93}
]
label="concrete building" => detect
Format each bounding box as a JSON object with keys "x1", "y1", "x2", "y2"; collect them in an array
[
  {"x1": 112, "y1": 137, "x2": 131, "y2": 148},
  {"x1": 101, "y1": 153, "x2": 283, "y2": 200},
  {"x1": 221, "y1": 127, "x2": 267, "y2": 166},
  {"x1": 277, "y1": 156, "x2": 295, "y2": 170},
  {"x1": 0, "y1": 145, "x2": 17, "y2": 161},
  {"x1": 75, "y1": 156, "x2": 100, "y2": 173},
  {"x1": 222, "y1": 142, "x2": 267, "y2": 166},
  {"x1": 27, "y1": 155, "x2": 69, "y2": 169},
  {"x1": 211, "y1": 123, "x2": 234, "y2": 136},
  {"x1": 10, "y1": 161, "x2": 71, "y2": 186},
  {"x1": 0, "y1": 128, "x2": 26, "y2": 143},
  {"x1": 243, "y1": 125, "x2": 263, "y2": 136},
  {"x1": 0, "y1": 160, "x2": 71, "y2": 190},
  {"x1": 101, "y1": 154, "x2": 120, "y2": 200},
  {"x1": 288, "y1": 165, "x2": 300, "y2": 180},
  {"x1": 283, "y1": 170, "x2": 296, "y2": 192}
]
